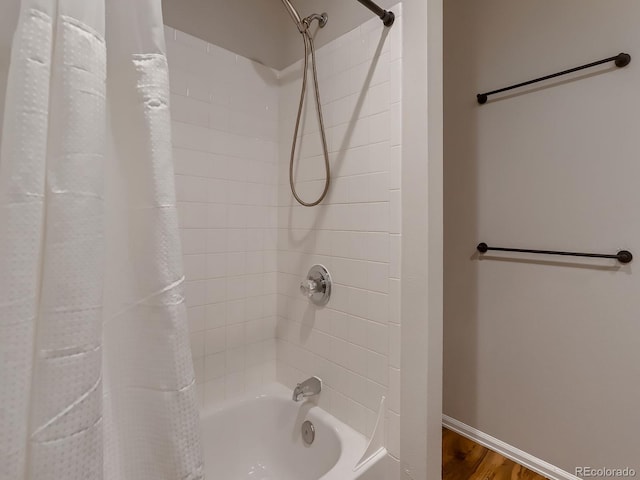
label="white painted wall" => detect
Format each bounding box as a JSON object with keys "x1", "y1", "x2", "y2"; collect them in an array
[
  {"x1": 166, "y1": 29, "x2": 280, "y2": 407},
  {"x1": 275, "y1": 8, "x2": 403, "y2": 477},
  {"x1": 445, "y1": 0, "x2": 640, "y2": 475},
  {"x1": 401, "y1": 0, "x2": 443, "y2": 479}
]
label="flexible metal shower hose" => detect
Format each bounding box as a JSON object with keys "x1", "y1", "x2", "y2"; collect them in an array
[{"x1": 289, "y1": 24, "x2": 330, "y2": 207}]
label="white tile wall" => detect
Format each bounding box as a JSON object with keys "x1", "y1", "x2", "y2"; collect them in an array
[
  {"x1": 166, "y1": 3, "x2": 403, "y2": 474},
  {"x1": 166, "y1": 27, "x2": 280, "y2": 408},
  {"x1": 275, "y1": 4, "x2": 403, "y2": 470}
]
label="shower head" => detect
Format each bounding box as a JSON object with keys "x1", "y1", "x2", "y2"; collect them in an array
[{"x1": 280, "y1": 0, "x2": 328, "y2": 33}]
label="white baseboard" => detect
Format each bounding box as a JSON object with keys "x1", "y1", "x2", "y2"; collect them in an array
[{"x1": 442, "y1": 415, "x2": 581, "y2": 480}]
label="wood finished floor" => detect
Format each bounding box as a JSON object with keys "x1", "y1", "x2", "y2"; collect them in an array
[{"x1": 442, "y1": 428, "x2": 548, "y2": 480}]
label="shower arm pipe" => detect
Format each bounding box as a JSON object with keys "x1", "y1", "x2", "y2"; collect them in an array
[
  {"x1": 281, "y1": 0, "x2": 327, "y2": 32},
  {"x1": 356, "y1": 0, "x2": 395, "y2": 27}
]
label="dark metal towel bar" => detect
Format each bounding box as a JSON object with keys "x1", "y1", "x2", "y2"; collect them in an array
[
  {"x1": 477, "y1": 52, "x2": 631, "y2": 104},
  {"x1": 477, "y1": 243, "x2": 633, "y2": 264},
  {"x1": 356, "y1": 0, "x2": 395, "y2": 26}
]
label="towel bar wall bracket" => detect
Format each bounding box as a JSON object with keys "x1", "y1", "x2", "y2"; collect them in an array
[
  {"x1": 477, "y1": 52, "x2": 631, "y2": 104},
  {"x1": 477, "y1": 243, "x2": 633, "y2": 264}
]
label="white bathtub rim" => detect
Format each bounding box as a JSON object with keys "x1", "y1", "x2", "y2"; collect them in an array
[{"x1": 198, "y1": 382, "x2": 388, "y2": 479}]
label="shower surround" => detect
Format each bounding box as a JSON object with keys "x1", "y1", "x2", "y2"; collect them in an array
[
  {"x1": 167, "y1": 29, "x2": 280, "y2": 406},
  {"x1": 166, "y1": 2, "x2": 402, "y2": 474},
  {"x1": 276, "y1": 8, "x2": 402, "y2": 463}
]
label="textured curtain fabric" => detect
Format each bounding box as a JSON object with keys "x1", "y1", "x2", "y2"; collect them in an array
[{"x1": 0, "y1": 1, "x2": 203, "y2": 479}]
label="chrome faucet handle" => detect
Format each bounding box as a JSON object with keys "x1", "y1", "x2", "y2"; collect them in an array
[
  {"x1": 299, "y1": 265, "x2": 332, "y2": 306},
  {"x1": 300, "y1": 279, "x2": 320, "y2": 298}
]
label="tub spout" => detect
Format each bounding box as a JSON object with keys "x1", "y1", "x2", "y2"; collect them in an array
[{"x1": 292, "y1": 376, "x2": 322, "y2": 402}]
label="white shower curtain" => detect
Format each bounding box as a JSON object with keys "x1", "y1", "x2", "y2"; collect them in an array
[{"x1": 0, "y1": 1, "x2": 203, "y2": 479}]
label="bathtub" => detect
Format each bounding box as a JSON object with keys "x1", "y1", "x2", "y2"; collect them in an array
[{"x1": 200, "y1": 383, "x2": 387, "y2": 480}]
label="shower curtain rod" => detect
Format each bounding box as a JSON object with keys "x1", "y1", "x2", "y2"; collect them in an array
[{"x1": 357, "y1": 0, "x2": 395, "y2": 26}]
